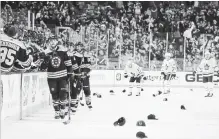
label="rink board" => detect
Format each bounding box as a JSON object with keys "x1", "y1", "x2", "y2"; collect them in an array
[{"x1": 1, "y1": 70, "x2": 219, "y2": 121}]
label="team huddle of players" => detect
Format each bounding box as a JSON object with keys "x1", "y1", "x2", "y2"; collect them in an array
[{"x1": 1, "y1": 25, "x2": 219, "y2": 120}]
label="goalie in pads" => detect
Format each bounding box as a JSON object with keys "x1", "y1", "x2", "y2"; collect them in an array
[
  {"x1": 160, "y1": 53, "x2": 177, "y2": 94},
  {"x1": 194, "y1": 51, "x2": 219, "y2": 97},
  {"x1": 124, "y1": 58, "x2": 144, "y2": 96}
]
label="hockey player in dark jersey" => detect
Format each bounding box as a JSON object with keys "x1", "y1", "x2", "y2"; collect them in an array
[
  {"x1": 67, "y1": 45, "x2": 79, "y2": 114},
  {"x1": 41, "y1": 36, "x2": 73, "y2": 119},
  {"x1": 70, "y1": 43, "x2": 93, "y2": 111},
  {"x1": 0, "y1": 25, "x2": 33, "y2": 73}
]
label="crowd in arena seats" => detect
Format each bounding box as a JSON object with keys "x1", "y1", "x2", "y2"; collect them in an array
[{"x1": 1, "y1": 1, "x2": 219, "y2": 72}]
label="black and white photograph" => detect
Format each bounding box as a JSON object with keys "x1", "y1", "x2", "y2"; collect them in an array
[{"x1": 1, "y1": 1, "x2": 219, "y2": 139}]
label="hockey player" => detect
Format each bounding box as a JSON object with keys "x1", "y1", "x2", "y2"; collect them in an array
[
  {"x1": 194, "y1": 51, "x2": 219, "y2": 97},
  {"x1": 71, "y1": 43, "x2": 93, "y2": 110},
  {"x1": 67, "y1": 45, "x2": 80, "y2": 114},
  {"x1": 124, "y1": 58, "x2": 144, "y2": 96},
  {"x1": 160, "y1": 52, "x2": 177, "y2": 94},
  {"x1": 41, "y1": 36, "x2": 73, "y2": 119},
  {"x1": 0, "y1": 26, "x2": 33, "y2": 73}
]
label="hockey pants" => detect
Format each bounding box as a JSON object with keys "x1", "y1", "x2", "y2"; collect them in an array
[{"x1": 47, "y1": 78, "x2": 68, "y2": 112}]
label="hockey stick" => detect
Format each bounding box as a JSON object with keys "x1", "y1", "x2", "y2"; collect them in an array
[
  {"x1": 79, "y1": 78, "x2": 85, "y2": 106},
  {"x1": 63, "y1": 79, "x2": 71, "y2": 125}
]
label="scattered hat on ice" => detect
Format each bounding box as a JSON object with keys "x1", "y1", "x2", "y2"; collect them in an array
[
  {"x1": 181, "y1": 105, "x2": 186, "y2": 110},
  {"x1": 136, "y1": 131, "x2": 147, "y2": 138},
  {"x1": 147, "y1": 114, "x2": 158, "y2": 120},
  {"x1": 110, "y1": 90, "x2": 114, "y2": 93},
  {"x1": 97, "y1": 94, "x2": 102, "y2": 98},
  {"x1": 122, "y1": 89, "x2": 126, "y2": 93},
  {"x1": 93, "y1": 93, "x2": 97, "y2": 96},
  {"x1": 163, "y1": 98, "x2": 168, "y2": 101},
  {"x1": 136, "y1": 120, "x2": 146, "y2": 126},
  {"x1": 114, "y1": 117, "x2": 126, "y2": 126},
  {"x1": 141, "y1": 88, "x2": 144, "y2": 91}
]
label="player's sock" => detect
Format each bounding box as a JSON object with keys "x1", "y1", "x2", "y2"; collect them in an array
[
  {"x1": 60, "y1": 100, "x2": 67, "y2": 119},
  {"x1": 208, "y1": 82, "x2": 214, "y2": 97},
  {"x1": 128, "y1": 84, "x2": 133, "y2": 96},
  {"x1": 53, "y1": 100, "x2": 60, "y2": 119},
  {"x1": 54, "y1": 111, "x2": 60, "y2": 119},
  {"x1": 70, "y1": 99, "x2": 77, "y2": 114},
  {"x1": 85, "y1": 96, "x2": 92, "y2": 109},
  {"x1": 136, "y1": 84, "x2": 141, "y2": 96},
  {"x1": 75, "y1": 96, "x2": 80, "y2": 109},
  {"x1": 204, "y1": 83, "x2": 209, "y2": 97},
  {"x1": 163, "y1": 80, "x2": 168, "y2": 94}
]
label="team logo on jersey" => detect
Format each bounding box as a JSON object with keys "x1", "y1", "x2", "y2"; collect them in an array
[
  {"x1": 51, "y1": 56, "x2": 61, "y2": 68},
  {"x1": 204, "y1": 64, "x2": 209, "y2": 70}
]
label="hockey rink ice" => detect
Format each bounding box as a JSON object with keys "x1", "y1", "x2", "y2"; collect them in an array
[{"x1": 2, "y1": 87, "x2": 219, "y2": 139}]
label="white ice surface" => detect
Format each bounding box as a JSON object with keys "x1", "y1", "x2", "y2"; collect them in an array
[{"x1": 2, "y1": 87, "x2": 219, "y2": 139}]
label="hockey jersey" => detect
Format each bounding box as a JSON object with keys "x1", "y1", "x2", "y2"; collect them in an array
[
  {"x1": 67, "y1": 51, "x2": 79, "y2": 73},
  {"x1": 41, "y1": 46, "x2": 72, "y2": 79},
  {"x1": 124, "y1": 61, "x2": 144, "y2": 77},
  {"x1": 161, "y1": 59, "x2": 177, "y2": 74},
  {"x1": 72, "y1": 52, "x2": 92, "y2": 74},
  {"x1": 0, "y1": 33, "x2": 32, "y2": 72},
  {"x1": 198, "y1": 57, "x2": 218, "y2": 76}
]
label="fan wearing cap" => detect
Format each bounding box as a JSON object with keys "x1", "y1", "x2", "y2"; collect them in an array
[
  {"x1": 124, "y1": 57, "x2": 145, "y2": 96},
  {"x1": 0, "y1": 25, "x2": 33, "y2": 73},
  {"x1": 194, "y1": 51, "x2": 219, "y2": 97},
  {"x1": 160, "y1": 52, "x2": 177, "y2": 94},
  {"x1": 40, "y1": 35, "x2": 73, "y2": 119}
]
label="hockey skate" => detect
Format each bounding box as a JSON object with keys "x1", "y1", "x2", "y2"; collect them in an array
[
  {"x1": 86, "y1": 102, "x2": 93, "y2": 110},
  {"x1": 54, "y1": 111, "x2": 60, "y2": 119},
  {"x1": 60, "y1": 109, "x2": 66, "y2": 119}
]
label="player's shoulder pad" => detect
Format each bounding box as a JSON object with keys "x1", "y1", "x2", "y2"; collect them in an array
[
  {"x1": 44, "y1": 48, "x2": 52, "y2": 55},
  {"x1": 57, "y1": 45, "x2": 67, "y2": 52},
  {"x1": 84, "y1": 53, "x2": 91, "y2": 58},
  {"x1": 74, "y1": 51, "x2": 83, "y2": 57},
  {"x1": 67, "y1": 51, "x2": 74, "y2": 57},
  {"x1": 1, "y1": 34, "x2": 26, "y2": 49}
]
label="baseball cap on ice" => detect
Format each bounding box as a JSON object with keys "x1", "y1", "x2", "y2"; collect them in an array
[
  {"x1": 113, "y1": 117, "x2": 126, "y2": 126},
  {"x1": 136, "y1": 131, "x2": 147, "y2": 138},
  {"x1": 136, "y1": 120, "x2": 146, "y2": 126},
  {"x1": 147, "y1": 114, "x2": 158, "y2": 120}
]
